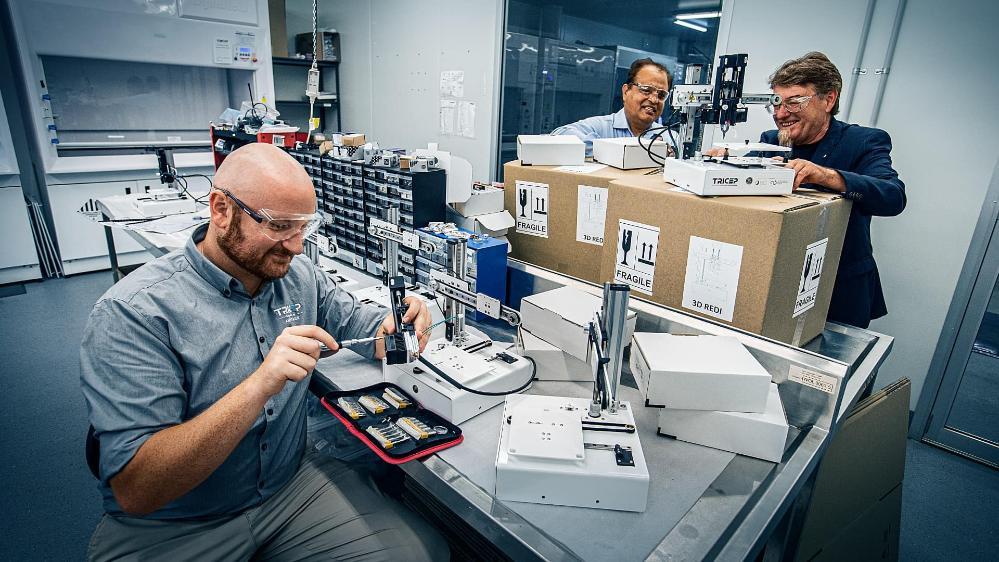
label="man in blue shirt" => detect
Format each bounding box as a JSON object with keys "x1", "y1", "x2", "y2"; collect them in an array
[
  {"x1": 552, "y1": 58, "x2": 672, "y2": 155},
  {"x1": 80, "y1": 143, "x2": 446, "y2": 560},
  {"x1": 710, "y1": 52, "x2": 905, "y2": 328}
]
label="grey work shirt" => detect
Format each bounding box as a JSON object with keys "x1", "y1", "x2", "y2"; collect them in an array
[{"x1": 80, "y1": 224, "x2": 385, "y2": 519}]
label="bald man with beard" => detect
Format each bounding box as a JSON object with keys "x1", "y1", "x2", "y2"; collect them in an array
[{"x1": 80, "y1": 144, "x2": 446, "y2": 561}]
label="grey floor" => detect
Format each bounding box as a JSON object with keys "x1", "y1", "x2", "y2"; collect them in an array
[{"x1": 1, "y1": 271, "x2": 996, "y2": 560}]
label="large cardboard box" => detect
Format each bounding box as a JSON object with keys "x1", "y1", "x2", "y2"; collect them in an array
[
  {"x1": 503, "y1": 161, "x2": 659, "y2": 283},
  {"x1": 600, "y1": 174, "x2": 851, "y2": 345}
]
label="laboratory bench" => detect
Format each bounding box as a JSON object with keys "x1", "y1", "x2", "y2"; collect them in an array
[{"x1": 95, "y1": 199, "x2": 893, "y2": 561}]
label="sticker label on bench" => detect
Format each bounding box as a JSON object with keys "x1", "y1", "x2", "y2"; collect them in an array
[{"x1": 788, "y1": 365, "x2": 837, "y2": 395}]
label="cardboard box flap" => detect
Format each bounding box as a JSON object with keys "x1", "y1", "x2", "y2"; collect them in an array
[{"x1": 476, "y1": 210, "x2": 515, "y2": 230}]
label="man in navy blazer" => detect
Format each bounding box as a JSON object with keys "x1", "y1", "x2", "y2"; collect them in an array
[{"x1": 760, "y1": 52, "x2": 905, "y2": 328}]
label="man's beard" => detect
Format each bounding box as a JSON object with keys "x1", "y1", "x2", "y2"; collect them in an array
[
  {"x1": 217, "y1": 212, "x2": 296, "y2": 281},
  {"x1": 777, "y1": 129, "x2": 794, "y2": 148}
]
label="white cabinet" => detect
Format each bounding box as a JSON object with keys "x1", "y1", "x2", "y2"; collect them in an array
[
  {"x1": 47, "y1": 180, "x2": 151, "y2": 275},
  {"x1": 0, "y1": 185, "x2": 41, "y2": 284}
]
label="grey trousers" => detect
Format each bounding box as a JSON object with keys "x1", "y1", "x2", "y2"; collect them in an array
[{"x1": 87, "y1": 453, "x2": 449, "y2": 561}]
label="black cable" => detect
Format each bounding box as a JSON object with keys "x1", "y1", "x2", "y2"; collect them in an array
[
  {"x1": 416, "y1": 354, "x2": 536, "y2": 397},
  {"x1": 176, "y1": 173, "x2": 214, "y2": 204}
]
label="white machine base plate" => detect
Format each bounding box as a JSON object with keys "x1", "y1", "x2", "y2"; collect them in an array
[
  {"x1": 495, "y1": 394, "x2": 650, "y2": 512},
  {"x1": 384, "y1": 329, "x2": 534, "y2": 424}
]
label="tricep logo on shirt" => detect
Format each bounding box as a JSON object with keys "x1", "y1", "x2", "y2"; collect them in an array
[{"x1": 273, "y1": 303, "x2": 304, "y2": 324}]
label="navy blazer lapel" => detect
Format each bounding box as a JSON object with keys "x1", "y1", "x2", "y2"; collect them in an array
[{"x1": 811, "y1": 118, "x2": 845, "y2": 166}]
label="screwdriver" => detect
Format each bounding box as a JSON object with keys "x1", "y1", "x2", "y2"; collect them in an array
[{"x1": 319, "y1": 335, "x2": 387, "y2": 357}]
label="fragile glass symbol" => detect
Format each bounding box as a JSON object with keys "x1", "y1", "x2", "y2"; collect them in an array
[
  {"x1": 620, "y1": 229, "x2": 633, "y2": 265},
  {"x1": 518, "y1": 188, "x2": 528, "y2": 217}
]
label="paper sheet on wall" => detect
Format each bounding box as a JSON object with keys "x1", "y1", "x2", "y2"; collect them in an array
[
  {"x1": 440, "y1": 70, "x2": 465, "y2": 98},
  {"x1": 614, "y1": 219, "x2": 659, "y2": 295},
  {"x1": 439, "y1": 100, "x2": 457, "y2": 136},
  {"x1": 576, "y1": 185, "x2": 607, "y2": 246},
  {"x1": 681, "y1": 236, "x2": 743, "y2": 322},
  {"x1": 457, "y1": 101, "x2": 476, "y2": 138}
]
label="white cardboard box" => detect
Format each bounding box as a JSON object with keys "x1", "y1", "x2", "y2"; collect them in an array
[
  {"x1": 517, "y1": 135, "x2": 585, "y2": 166},
  {"x1": 592, "y1": 137, "x2": 669, "y2": 170},
  {"x1": 520, "y1": 286, "x2": 637, "y2": 363},
  {"x1": 518, "y1": 328, "x2": 591, "y2": 381},
  {"x1": 657, "y1": 383, "x2": 789, "y2": 462},
  {"x1": 453, "y1": 184, "x2": 505, "y2": 217},
  {"x1": 447, "y1": 207, "x2": 515, "y2": 238},
  {"x1": 630, "y1": 333, "x2": 772, "y2": 412}
]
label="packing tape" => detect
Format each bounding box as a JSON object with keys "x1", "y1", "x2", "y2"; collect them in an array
[{"x1": 792, "y1": 313, "x2": 807, "y2": 347}]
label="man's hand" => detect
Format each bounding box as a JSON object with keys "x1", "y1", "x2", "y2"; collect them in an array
[
  {"x1": 784, "y1": 158, "x2": 846, "y2": 192},
  {"x1": 377, "y1": 296, "x2": 432, "y2": 354},
  {"x1": 703, "y1": 147, "x2": 726, "y2": 157},
  {"x1": 250, "y1": 325, "x2": 337, "y2": 399}
]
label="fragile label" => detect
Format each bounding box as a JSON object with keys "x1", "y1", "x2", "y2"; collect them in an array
[
  {"x1": 793, "y1": 238, "x2": 828, "y2": 318},
  {"x1": 788, "y1": 365, "x2": 837, "y2": 395},
  {"x1": 514, "y1": 181, "x2": 549, "y2": 238},
  {"x1": 614, "y1": 220, "x2": 660, "y2": 295},
  {"x1": 576, "y1": 185, "x2": 607, "y2": 246},
  {"x1": 681, "y1": 236, "x2": 743, "y2": 322}
]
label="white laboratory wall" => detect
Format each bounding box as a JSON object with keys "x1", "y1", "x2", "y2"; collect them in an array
[
  {"x1": 0, "y1": 83, "x2": 41, "y2": 283},
  {"x1": 286, "y1": 0, "x2": 504, "y2": 182},
  {"x1": 718, "y1": 0, "x2": 999, "y2": 408},
  {"x1": 711, "y1": 0, "x2": 872, "y2": 146},
  {"x1": 867, "y1": 0, "x2": 999, "y2": 406}
]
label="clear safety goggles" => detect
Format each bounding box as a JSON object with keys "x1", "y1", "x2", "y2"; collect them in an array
[
  {"x1": 218, "y1": 188, "x2": 322, "y2": 241},
  {"x1": 767, "y1": 95, "x2": 814, "y2": 114}
]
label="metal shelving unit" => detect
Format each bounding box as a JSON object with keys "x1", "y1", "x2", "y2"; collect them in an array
[{"x1": 272, "y1": 57, "x2": 342, "y2": 132}]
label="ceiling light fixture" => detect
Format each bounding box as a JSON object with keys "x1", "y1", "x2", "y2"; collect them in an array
[
  {"x1": 676, "y1": 11, "x2": 722, "y2": 20},
  {"x1": 674, "y1": 19, "x2": 708, "y2": 32}
]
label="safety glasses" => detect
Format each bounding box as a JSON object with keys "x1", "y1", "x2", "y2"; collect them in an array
[
  {"x1": 630, "y1": 82, "x2": 669, "y2": 101},
  {"x1": 767, "y1": 95, "x2": 814, "y2": 114},
  {"x1": 217, "y1": 188, "x2": 322, "y2": 242}
]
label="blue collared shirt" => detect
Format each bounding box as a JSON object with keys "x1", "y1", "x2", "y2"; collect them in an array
[
  {"x1": 80, "y1": 224, "x2": 385, "y2": 519},
  {"x1": 551, "y1": 108, "x2": 663, "y2": 156}
]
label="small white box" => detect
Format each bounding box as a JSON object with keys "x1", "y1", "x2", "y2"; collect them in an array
[
  {"x1": 517, "y1": 135, "x2": 585, "y2": 166},
  {"x1": 657, "y1": 383, "x2": 789, "y2": 463},
  {"x1": 662, "y1": 157, "x2": 794, "y2": 196},
  {"x1": 447, "y1": 207, "x2": 515, "y2": 238},
  {"x1": 520, "y1": 286, "x2": 637, "y2": 363},
  {"x1": 592, "y1": 137, "x2": 669, "y2": 170},
  {"x1": 453, "y1": 184, "x2": 505, "y2": 217},
  {"x1": 518, "y1": 328, "x2": 591, "y2": 382},
  {"x1": 630, "y1": 333, "x2": 772, "y2": 412}
]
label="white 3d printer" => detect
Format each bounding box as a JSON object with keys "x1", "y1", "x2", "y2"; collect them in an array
[
  {"x1": 661, "y1": 54, "x2": 794, "y2": 196},
  {"x1": 495, "y1": 283, "x2": 650, "y2": 512}
]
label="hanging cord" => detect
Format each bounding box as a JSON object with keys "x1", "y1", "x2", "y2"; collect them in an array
[{"x1": 306, "y1": 0, "x2": 320, "y2": 134}]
